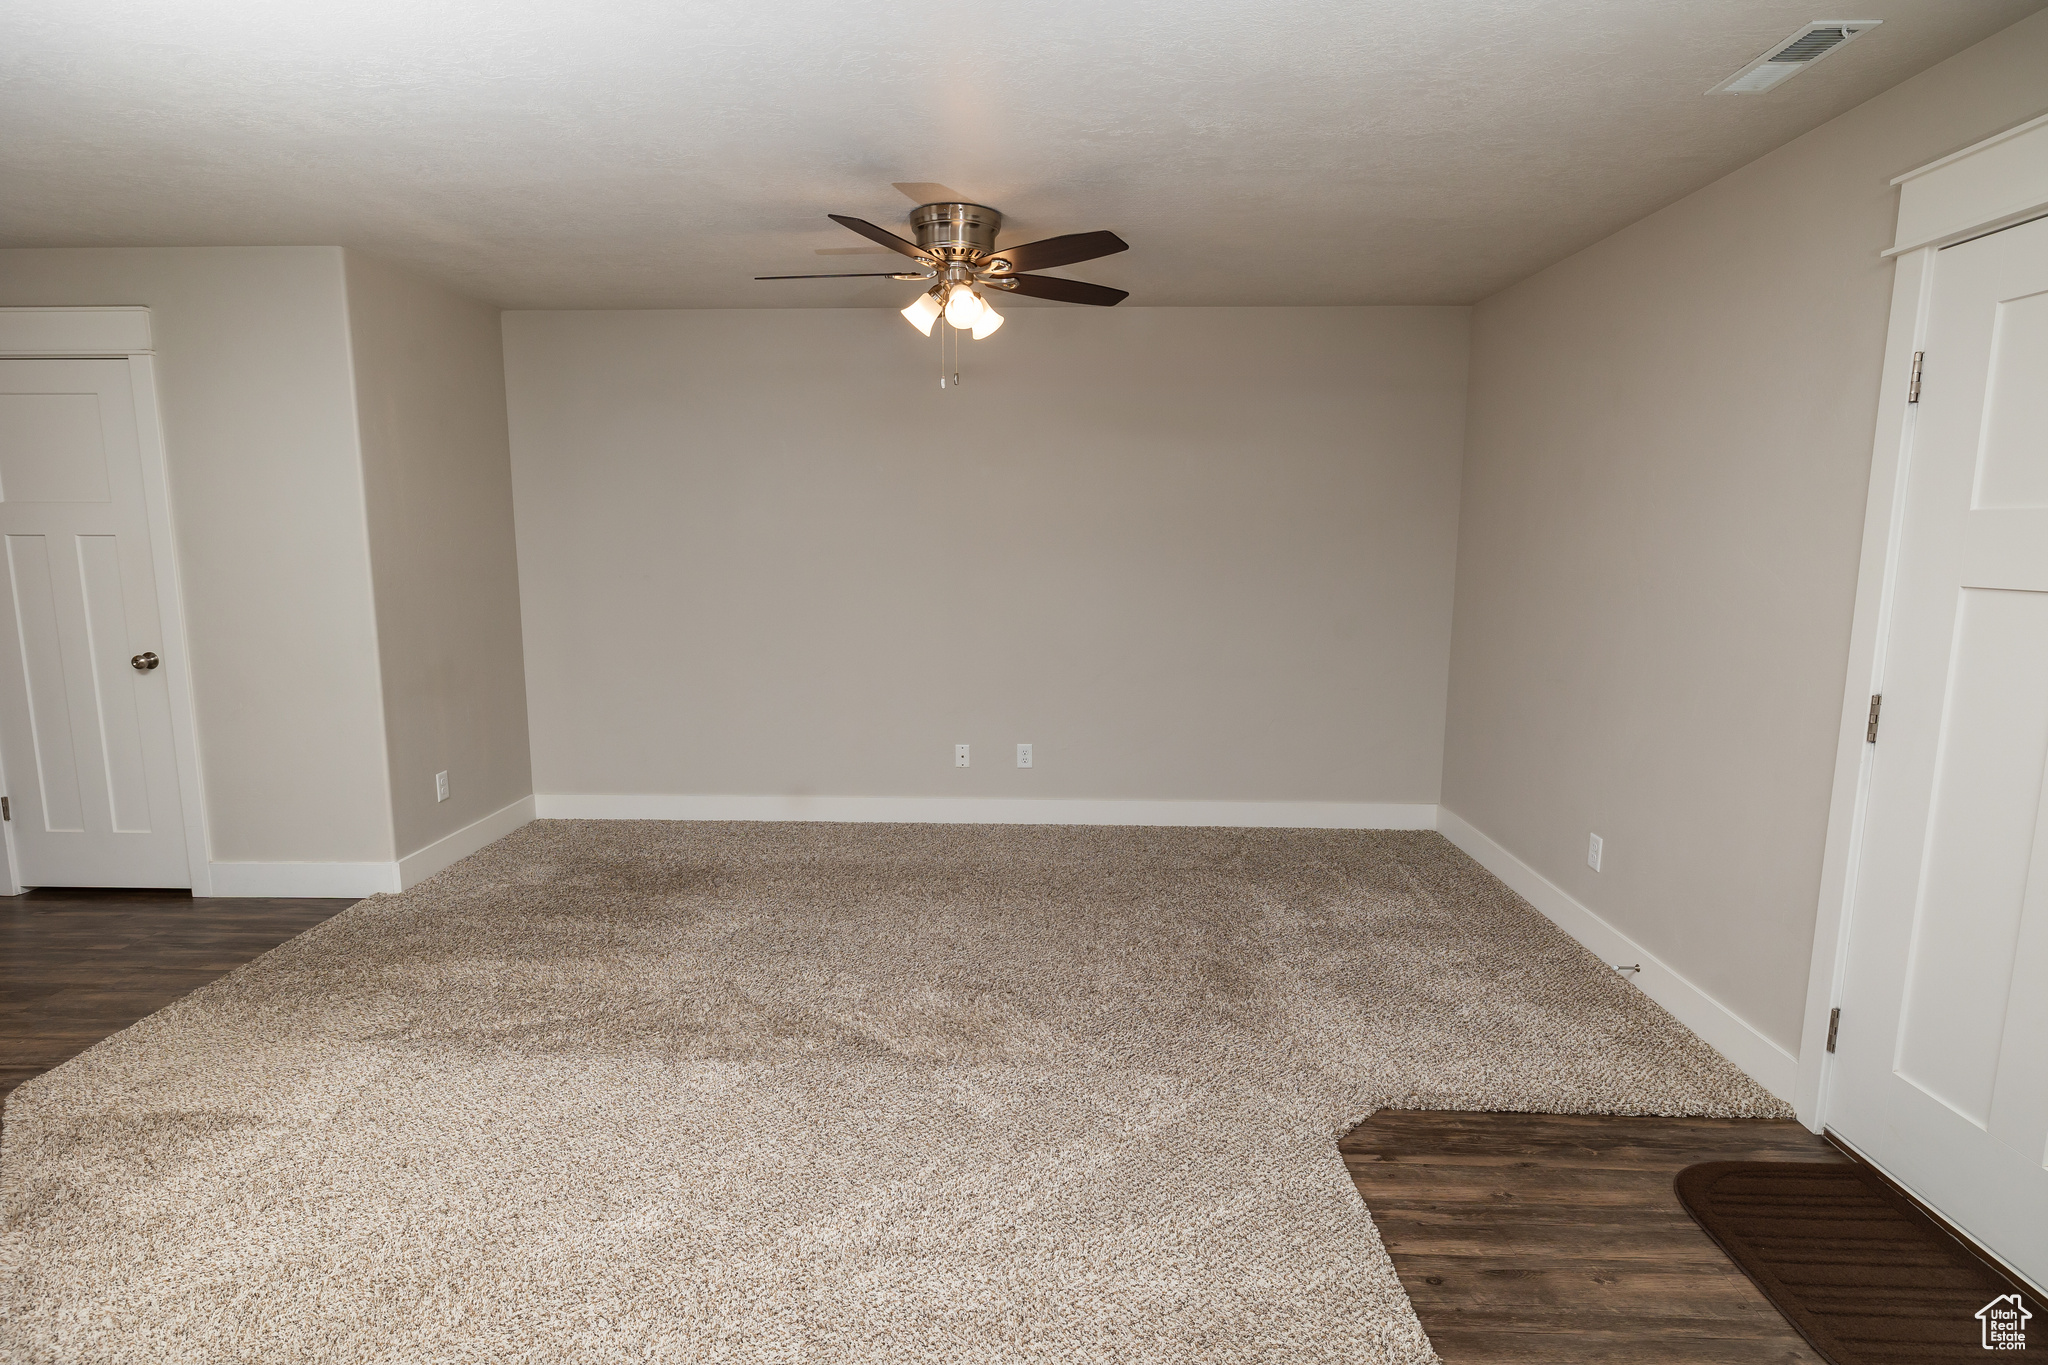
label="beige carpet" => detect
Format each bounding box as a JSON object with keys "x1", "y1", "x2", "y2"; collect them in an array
[{"x1": 2, "y1": 822, "x2": 1786, "y2": 1363}]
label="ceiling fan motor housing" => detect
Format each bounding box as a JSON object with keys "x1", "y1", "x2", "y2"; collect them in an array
[{"x1": 909, "y1": 203, "x2": 1002, "y2": 259}]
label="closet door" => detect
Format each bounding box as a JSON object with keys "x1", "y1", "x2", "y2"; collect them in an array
[
  {"x1": 1828, "y1": 216, "x2": 2048, "y2": 1287},
  {"x1": 0, "y1": 358, "x2": 190, "y2": 886}
]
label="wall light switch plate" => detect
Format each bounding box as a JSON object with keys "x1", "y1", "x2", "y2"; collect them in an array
[
  {"x1": 955, "y1": 744, "x2": 970, "y2": 768},
  {"x1": 1016, "y1": 743, "x2": 1032, "y2": 768},
  {"x1": 435, "y1": 771, "x2": 450, "y2": 803},
  {"x1": 1587, "y1": 833, "x2": 1603, "y2": 872}
]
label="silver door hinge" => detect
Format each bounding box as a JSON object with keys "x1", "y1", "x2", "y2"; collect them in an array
[
  {"x1": 1866, "y1": 694, "x2": 1882, "y2": 743},
  {"x1": 1908, "y1": 351, "x2": 1923, "y2": 404},
  {"x1": 1827, "y1": 1007, "x2": 1840, "y2": 1053}
]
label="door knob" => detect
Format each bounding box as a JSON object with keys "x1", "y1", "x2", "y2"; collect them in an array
[{"x1": 131, "y1": 652, "x2": 159, "y2": 672}]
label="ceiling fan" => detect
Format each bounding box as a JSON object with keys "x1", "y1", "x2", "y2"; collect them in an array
[{"x1": 756, "y1": 202, "x2": 1129, "y2": 339}]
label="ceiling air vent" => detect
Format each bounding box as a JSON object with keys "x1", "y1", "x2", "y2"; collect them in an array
[{"x1": 1714, "y1": 20, "x2": 1881, "y2": 93}]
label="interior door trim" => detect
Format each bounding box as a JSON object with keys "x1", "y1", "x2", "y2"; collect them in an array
[
  {"x1": 0, "y1": 308, "x2": 213, "y2": 894},
  {"x1": 1799, "y1": 111, "x2": 2048, "y2": 1133}
]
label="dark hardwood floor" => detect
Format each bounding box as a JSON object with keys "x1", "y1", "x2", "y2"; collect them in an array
[
  {"x1": 1343, "y1": 1109, "x2": 1847, "y2": 1364},
  {"x1": 0, "y1": 888, "x2": 355, "y2": 1099}
]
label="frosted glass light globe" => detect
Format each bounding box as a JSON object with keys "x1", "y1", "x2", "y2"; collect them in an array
[
  {"x1": 944, "y1": 286, "x2": 985, "y2": 330},
  {"x1": 901, "y1": 290, "x2": 942, "y2": 336}
]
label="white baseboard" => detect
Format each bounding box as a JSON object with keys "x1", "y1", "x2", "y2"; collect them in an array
[
  {"x1": 207, "y1": 860, "x2": 401, "y2": 899},
  {"x1": 532, "y1": 793, "x2": 1440, "y2": 830},
  {"x1": 1434, "y1": 807, "x2": 1799, "y2": 1103},
  {"x1": 204, "y1": 795, "x2": 537, "y2": 900},
  {"x1": 396, "y1": 795, "x2": 537, "y2": 890}
]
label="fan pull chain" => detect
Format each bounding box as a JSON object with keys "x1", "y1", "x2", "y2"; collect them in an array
[{"x1": 937, "y1": 322, "x2": 962, "y2": 391}]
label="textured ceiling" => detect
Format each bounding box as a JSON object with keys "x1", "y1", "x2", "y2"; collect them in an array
[{"x1": 3, "y1": 0, "x2": 2042, "y2": 308}]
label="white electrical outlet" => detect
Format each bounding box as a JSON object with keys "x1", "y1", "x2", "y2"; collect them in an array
[
  {"x1": 435, "y1": 771, "x2": 450, "y2": 803},
  {"x1": 1016, "y1": 743, "x2": 1032, "y2": 768},
  {"x1": 955, "y1": 744, "x2": 970, "y2": 768},
  {"x1": 1587, "y1": 833, "x2": 1603, "y2": 872}
]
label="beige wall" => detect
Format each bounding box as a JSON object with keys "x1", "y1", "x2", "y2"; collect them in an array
[
  {"x1": 0, "y1": 247, "x2": 396, "y2": 863},
  {"x1": 343, "y1": 252, "x2": 532, "y2": 858},
  {"x1": 1440, "y1": 11, "x2": 2048, "y2": 1053},
  {"x1": 505, "y1": 306, "x2": 1468, "y2": 804}
]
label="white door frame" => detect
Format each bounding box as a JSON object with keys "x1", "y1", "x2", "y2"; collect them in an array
[
  {"x1": 1798, "y1": 114, "x2": 2048, "y2": 1130},
  {"x1": 0, "y1": 307, "x2": 214, "y2": 895}
]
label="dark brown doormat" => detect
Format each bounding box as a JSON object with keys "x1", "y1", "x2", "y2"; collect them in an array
[{"x1": 1675, "y1": 1160, "x2": 2036, "y2": 1362}]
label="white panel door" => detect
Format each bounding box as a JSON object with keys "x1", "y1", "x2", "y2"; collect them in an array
[
  {"x1": 0, "y1": 359, "x2": 190, "y2": 886},
  {"x1": 1831, "y1": 215, "x2": 2048, "y2": 1284}
]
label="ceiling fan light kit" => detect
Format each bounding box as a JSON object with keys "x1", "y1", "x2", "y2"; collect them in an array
[{"x1": 757, "y1": 201, "x2": 1128, "y2": 383}]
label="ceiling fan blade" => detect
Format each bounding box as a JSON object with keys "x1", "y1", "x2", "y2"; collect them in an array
[
  {"x1": 827, "y1": 214, "x2": 934, "y2": 262},
  {"x1": 999, "y1": 274, "x2": 1129, "y2": 307},
  {"x1": 984, "y1": 231, "x2": 1128, "y2": 274},
  {"x1": 754, "y1": 272, "x2": 929, "y2": 280}
]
